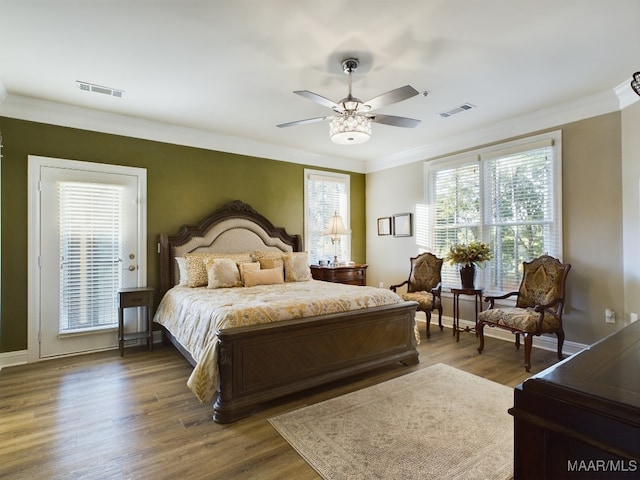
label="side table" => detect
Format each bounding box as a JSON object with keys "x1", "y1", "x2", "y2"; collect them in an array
[
  {"x1": 310, "y1": 264, "x2": 368, "y2": 286},
  {"x1": 118, "y1": 286, "x2": 154, "y2": 356},
  {"x1": 451, "y1": 287, "x2": 483, "y2": 342}
]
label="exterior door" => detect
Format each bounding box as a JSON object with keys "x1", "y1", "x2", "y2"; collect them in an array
[{"x1": 29, "y1": 156, "x2": 146, "y2": 359}]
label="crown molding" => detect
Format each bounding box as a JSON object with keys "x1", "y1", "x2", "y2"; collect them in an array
[
  {"x1": 366, "y1": 86, "x2": 624, "y2": 173},
  {"x1": 614, "y1": 75, "x2": 640, "y2": 110},
  {"x1": 0, "y1": 93, "x2": 366, "y2": 174},
  {"x1": 0, "y1": 82, "x2": 632, "y2": 175}
]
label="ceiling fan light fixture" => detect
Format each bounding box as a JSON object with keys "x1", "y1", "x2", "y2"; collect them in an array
[
  {"x1": 279, "y1": 57, "x2": 420, "y2": 141},
  {"x1": 329, "y1": 114, "x2": 371, "y2": 144}
]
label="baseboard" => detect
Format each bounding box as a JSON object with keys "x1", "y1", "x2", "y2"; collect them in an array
[
  {"x1": 0, "y1": 332, "x2": 163, "y2": 371},
  {"x1": 421, "y1": 315, "x2": 587, "y2": 356},
  {"x1": 0, "y1": 349, "x2": 28, "y2": 370}
]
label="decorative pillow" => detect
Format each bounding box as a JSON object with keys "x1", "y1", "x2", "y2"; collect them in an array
[
  {"x1": 184, "y1": 252, "x2": 252, "y2": 287},
  {"x1": 176, "y1": 257, "x2": 188, "y2": 286},
  {"x1": 254, "y1": 250, "x2": 285, "y2": 271},
  {"x1": 238, "y1": 262, "x2": 261, "y2": 283},
  {"x1": 283, "y1": 252, "x2": 312, "y2": 282},
  {"x1": 205, "y1": 257, "x2": 241, "y2": 289},
  {"x1": 243, "y1": 267, "x2": 284, "y2": 287}
]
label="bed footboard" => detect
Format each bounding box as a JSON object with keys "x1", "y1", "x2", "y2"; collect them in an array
[{"x1": 213, "y1": 301, "x2": 418, "y2": 423}]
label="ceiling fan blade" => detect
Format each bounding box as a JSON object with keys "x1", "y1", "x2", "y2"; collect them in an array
[
  {"x1": 276, "y1": 116, "x2": 331, "y2": 128},
  {"x1": 362, "y1": 85, "x2": 420, "y2": 112},
  {"x1": 370, "y1": 114, "x2": 421, "y2": 128},
  {"x1": 294, "y1": 90, "x2": 343, "y2": 112}
]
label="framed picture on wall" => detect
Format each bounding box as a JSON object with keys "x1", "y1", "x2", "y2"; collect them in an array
[
  {"x1": 393, "y1": 213, "x2": 412, "y2": 237},
  {"x1": 377, "y1": 217, "x2": 392, "y2": 236}
]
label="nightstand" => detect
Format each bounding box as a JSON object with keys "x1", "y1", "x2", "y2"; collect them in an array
[
  {"x1": 118, "y1": 287, "x2": 154, "y2": 356},
  {"x1": 310, "y1": 264, "x2": 368, "y2": 286}
]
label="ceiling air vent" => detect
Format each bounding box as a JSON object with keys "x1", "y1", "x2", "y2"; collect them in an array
[
  {"x1": 439, "y1": 103, "x2": 475, "y2": 118},
  {"x1": 77, "y1": 81, "x2": 124, "y2": 98}
]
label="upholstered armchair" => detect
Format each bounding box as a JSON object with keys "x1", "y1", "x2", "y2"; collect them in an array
[
  {"x1": 390, "y1": 252, "x2": 443, "y2": 338},
  {"x1": 477, "y1": 255, "x2": 571, "y2": 372}
]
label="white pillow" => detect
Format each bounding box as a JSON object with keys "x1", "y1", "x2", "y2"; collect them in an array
[
  {"x1": 205, "y1": 258, "x2": 241, "y2": 289},
  {"x1": 176, "y1": 257, "x2": 188, "y2": 286}
]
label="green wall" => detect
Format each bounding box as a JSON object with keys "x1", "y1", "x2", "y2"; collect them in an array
[{"x1": 0, "y1": 117, "x2": 366, "y2": 352}]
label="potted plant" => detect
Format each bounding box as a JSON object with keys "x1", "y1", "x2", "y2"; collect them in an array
[{"x1": 445, "y1": 241, "x2": 492, "y2": 289}]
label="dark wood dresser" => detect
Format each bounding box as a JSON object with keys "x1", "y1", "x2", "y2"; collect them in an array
[
  {"x1": 509, "y1": 321, "x2": 640, "y2": 479},
  {"x1": 310, "y1": 264, "x2": 368, "y2": 286}
]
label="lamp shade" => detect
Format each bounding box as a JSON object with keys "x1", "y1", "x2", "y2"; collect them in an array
[
  {"x1": 329, "y1": 114, "x2": 371, "y2": 144},
  {"x1": 324, "y1": 212, "x2": 348, "y2": 236}
]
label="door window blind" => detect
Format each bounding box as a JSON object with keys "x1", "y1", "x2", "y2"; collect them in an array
[{"x1": 58, "y1": 181, "x2": 123, "y2": 333}]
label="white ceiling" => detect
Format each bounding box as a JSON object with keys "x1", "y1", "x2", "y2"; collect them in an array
[{"x1": 1, "y1": 0, "x2": 638, "y2": 173}]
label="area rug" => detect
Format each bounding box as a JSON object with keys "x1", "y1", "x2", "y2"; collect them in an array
[{"x1": 269, "y1": 363, "x2": 514, "y2": 480}]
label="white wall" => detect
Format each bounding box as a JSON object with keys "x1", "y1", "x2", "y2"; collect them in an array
[
  {"x1": 622, "y1": 100, "x2": 640, "y2": 320},
  {"x1": 366, "y1": 161, "x2": 425, "y2": 291}
]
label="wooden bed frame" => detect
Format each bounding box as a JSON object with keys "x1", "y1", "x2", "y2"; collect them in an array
[{"x1": 157, "y1": 200, "x2": 419, "y2": 423}]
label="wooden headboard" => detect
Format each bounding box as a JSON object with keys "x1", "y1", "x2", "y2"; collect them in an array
[{"x1": 158, "y1": 200, "x2": 303, "y2": 296}]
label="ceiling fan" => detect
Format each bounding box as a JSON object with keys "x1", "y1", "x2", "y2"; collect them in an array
[{"x1": 277, "y1": 58, "x2": 421, "y2": 145}]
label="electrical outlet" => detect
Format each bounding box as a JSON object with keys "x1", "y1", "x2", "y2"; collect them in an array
[
  {"x1": 630, "y1": 312, "x2": 638, "y2": 323},
  {"x1": 605, "y1": 308, "x2": 616, "y2": 324},
  {"x1": 379, "y1": 282, "x2": 384, "y2": 288}
]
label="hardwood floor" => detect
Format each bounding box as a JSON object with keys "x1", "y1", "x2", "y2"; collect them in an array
[{"x1": 0, "y1": 323, "x2": 559, "y2": 480}]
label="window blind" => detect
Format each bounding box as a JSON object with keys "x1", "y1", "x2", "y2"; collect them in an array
[
  {"x1": 429, "y1": 158, "x2": 481, "y2": 287},
  {"x1": 483, "y1": 145, "x2": 558, "y2": 291},
  {"x1": 58, "y1": 182, "x2": 123, "y2": 333}
]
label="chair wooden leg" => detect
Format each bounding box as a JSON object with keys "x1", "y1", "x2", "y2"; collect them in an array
[
  {"x1": 515, "y1": 332, "x2": 521, "y2": 350},
  {"x1": 424, "y1": 310, "x2": 431, "y2": 338},
  {"x1": 477, "y1": 321, "x2": 485, "y2": 353},
  {"x1": 556, "y1": 329, "x2": 565, "y2": 361},
  {"x1": 523, "y1": 334, "x2": 533, "y2": 372},
  {"x1": 437, "y1": 305, "x2": 443, "y2": 331}
]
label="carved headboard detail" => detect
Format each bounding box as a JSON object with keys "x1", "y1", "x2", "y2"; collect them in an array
[{"x1": 158, "y1": 200, "x2": 303, "y2": 296}]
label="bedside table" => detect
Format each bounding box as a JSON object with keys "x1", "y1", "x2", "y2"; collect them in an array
[
  {"x1": 118, "y1": 287, "x2": 154, "y2": 356},
  {"x1": 310, "y1": 264, "x2": 368, "y2": 286}
]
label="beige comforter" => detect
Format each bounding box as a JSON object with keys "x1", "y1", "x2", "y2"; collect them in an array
[{"x1": 153, "y1": 280, "x2": 414, "y2": 403}]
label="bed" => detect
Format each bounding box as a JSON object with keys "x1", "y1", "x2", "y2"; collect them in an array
[{"x1": 154, "y1": 200, "x2": 419, "y2": 423}]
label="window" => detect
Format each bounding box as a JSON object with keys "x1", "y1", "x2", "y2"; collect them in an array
[
  {"x1": 425, "y1": 131, "x2": 562, "y2": 294},
  {"x1": 304, "y1": 169, "x2": 350, "y2": 265}
]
